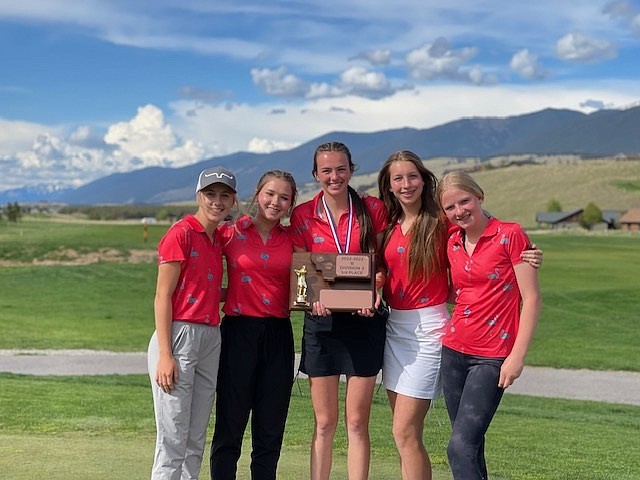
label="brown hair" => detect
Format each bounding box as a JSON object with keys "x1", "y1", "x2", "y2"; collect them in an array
[
  {"x1": 378, "y1": 151, "x2": 446, "y2": 280},
  {"x1": 313, "y1": 142, "x2": 376, "y2": 253}
]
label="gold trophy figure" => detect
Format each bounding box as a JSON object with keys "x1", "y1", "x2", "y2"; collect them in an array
[{"x1": 294, "y1": 265, "x2": 309, "y2": 306}]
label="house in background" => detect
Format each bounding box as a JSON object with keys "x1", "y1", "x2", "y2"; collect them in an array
[
  {"x1": 535, "y1": 208, "x2": 583, "y2": 229},
  {"x1": 619, "y1": 208, "x2": 640, "y2": 231},
  {"x1": 591, "y1": 210, "x2": 624, "y2": 231}
]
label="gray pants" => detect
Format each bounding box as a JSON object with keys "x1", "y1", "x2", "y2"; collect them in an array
[{"x1": 148, "y1": 321, "x2": 222, "y2": 480}]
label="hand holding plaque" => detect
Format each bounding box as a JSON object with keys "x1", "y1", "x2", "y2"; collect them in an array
[{"x1": 290, "y1": 252, "x2": 375, "y2": 311}]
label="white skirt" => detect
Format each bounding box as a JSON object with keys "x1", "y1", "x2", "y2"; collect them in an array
[{"x1": 382, "y1": 303, "x2": 450, "y2": 399}]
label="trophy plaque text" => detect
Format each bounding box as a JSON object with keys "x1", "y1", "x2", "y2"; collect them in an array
[{"x1": 290, "y1": 252, "x2": 376, "y2": 311}]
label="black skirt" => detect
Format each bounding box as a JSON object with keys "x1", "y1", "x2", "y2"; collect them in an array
[{"x1": 299, "y1": 310, "x2": 387, "y2": 377}]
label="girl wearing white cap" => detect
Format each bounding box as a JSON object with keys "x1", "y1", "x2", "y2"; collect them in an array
[{"x1": 148, "y1": 166, "x2": 237, "y2": 480}]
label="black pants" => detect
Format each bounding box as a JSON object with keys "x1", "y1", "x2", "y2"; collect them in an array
[
  {"x1": 210, "y1": 315, "x2": 294, "y2": 480},
  {"x1": 441, "y1": 346, "x2": 505, "y2": 480}
]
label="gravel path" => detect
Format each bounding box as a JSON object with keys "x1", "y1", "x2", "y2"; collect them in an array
[{"x1": 1, "y1": 349, "x2": 639, "y2": 406}]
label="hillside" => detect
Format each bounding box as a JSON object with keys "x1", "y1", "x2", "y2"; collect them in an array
[
  {"x1": 296, "y1": 156, "x2": 640, "y2": 229},
  {"x1": 4, "y1": 105, "x2": 640, "y2": 205},
  {"x1": 435, "y1": 159, "x2": 640, "y2": 228}
]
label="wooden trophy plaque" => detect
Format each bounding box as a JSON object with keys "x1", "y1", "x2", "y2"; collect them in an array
[{"x1": 289, "y1": 252, "x2": 376, "y2": 311}]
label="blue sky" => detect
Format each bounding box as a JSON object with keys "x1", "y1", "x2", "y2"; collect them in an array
[{"x1": 1, "y1": 0, "x2": 640, "y2": 192}]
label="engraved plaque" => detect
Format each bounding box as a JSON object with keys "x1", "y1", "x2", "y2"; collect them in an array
[{"x1": 290, "y1": 252, "x2": 376, "y2": 311}]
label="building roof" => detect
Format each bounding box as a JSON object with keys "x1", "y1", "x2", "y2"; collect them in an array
[
  {"x1": 619, "y1": 208, "x2": 640, "y2": 224},
  {"x1": 536, "y1": 208, "x2": 583, "y2": 224},
  {"x1": 601, "y1": 210, "x2": 621, "y2": 224}
]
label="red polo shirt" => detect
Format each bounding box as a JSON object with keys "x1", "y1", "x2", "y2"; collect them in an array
[
  {"x1": 444, "y1": 217, "x2": 530, "y2": 357},
  {"x1": 220, "y1": 215, "x2": 293, "y2": 319},
  {"x1": 290, "y1": 191, "x2": 387, "y2": 252},
  {"x1": 383, "y1": 222, "x2": 449, "y2": 309},
  {"x1": 157, "y1": 214, "x2": 224, "y2": 326}
]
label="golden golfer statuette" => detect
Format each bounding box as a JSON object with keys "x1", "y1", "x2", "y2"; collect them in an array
[
  {"x1": 289, "y1": 252, "x2": 375, "y2": 311},
  {"x1": 294, "y1": 264, "x2": 310, "y2": 307}
]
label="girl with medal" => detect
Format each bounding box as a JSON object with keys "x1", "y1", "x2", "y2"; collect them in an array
[{"x1": 290, "y1": 142, "x2": 387, "y2": 480}]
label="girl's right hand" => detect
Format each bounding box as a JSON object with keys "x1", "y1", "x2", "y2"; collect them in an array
[
  {"x1": 312, "y1": 301, "x2": 331, "y2": 317},
  {"x1": 155, "y1": 354, "x2": 178, "y2": 393}
]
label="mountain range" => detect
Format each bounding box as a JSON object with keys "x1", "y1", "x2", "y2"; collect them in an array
[{"x1": 4, "y1": 106, "x2": 640, "y2": 204}]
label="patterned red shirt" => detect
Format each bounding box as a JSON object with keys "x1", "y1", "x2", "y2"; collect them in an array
[
  {"x1": 290, "y1": 191, "x2": 387, "y2": 252},
  {"x1": 383, "y1": 222, "x2": 449, "y2": 310},
  {"x1": 444, "y1": 217, "x2": 530, "y2": 357},
  {"x1": 220, "y1": 215, "x2": 293, "y2": 319},
  {"x1": 157, "y1": 214, "x2": 224, "y2": 326}
]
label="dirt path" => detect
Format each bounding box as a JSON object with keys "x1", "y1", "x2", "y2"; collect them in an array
[{"x1": 1, "y1": 349, "x2": 639, "y2": 406}]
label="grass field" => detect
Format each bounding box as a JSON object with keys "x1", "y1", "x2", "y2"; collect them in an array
[
  {"x1": 356, "y1": 158, "x2": 640, "y2": 229},
  {"x1": 1, "y1": 218, "x2": 639, "y2": 479},
  {"x1": 1, "y1": 221, "x2": 638, "y2": 371},
  {"x1": 1, "y1": 374, "x2": 638, "y2": 480}
]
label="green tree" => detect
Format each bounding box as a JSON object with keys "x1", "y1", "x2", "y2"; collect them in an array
[
  {"x1": 546, "y1": 198, "x2": 562, "y2": 212},
  {"x1": 581, "y1": 202, "x2": 602, "y2": 229},
  {"x1": 6, "y1": 202, "x2": 22, "y2": 222}
]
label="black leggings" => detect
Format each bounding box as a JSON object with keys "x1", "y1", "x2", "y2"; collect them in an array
[
  {"x1": 210, "y1": 315, "x2": 294, "y2": 480},
  {"x1": 441, "y1": 346, "x2": 505, "y2": 480}
]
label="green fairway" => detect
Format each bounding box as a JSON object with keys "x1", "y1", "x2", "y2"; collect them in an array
[
  {"x1": 1, "y1": 374, "x2": 638, "y2": 480},
  {"x1": 2, "y1": 225, "x2": 638, "y2": 371},
  {"x1": 526, "y1": 232, "x2": 640, "y2": 370},
  {"x1": 1, "y1": 219, "x2": 639, "y2": 478}
]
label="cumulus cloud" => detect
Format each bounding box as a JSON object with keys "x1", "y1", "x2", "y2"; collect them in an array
[
  {"x1": 350, "y1": 49, "x2": 392, "y2": 66},
  {"x1": 104, "y1": 104, "x2": 206, "y2": 169},
  {"x1": 337, "y1": 67, "x2": 394, "y2": 99},
  {"x1": 1, "y1": 132, "x2": 111, "y2": 190},
  {"x1": 251, "y1": 66, "x2": 309, "y2": 97},
  {"x1": 510, "y1": 49, "x2": 548, "y2": 80},
  {"x1": 556, "y1": 32, "x2": 617, "y2": 62},
  {"x1": 0, "y1": 118, "x2": 64, "y2": 155},
  {"x1": 604, "y1": 1, "x2": 640, "y2": 33},
  {"x1": 0, "y1": 104, "x2": 207, "y2": 191},
  {"x1": 247, "y1": 137, "x2": 297, "y2": 154},
  {"x1": 405, "y1": 37, "x2": 488, "y2": 84},
  {"x1": 306, "y1": 82, "x2": 345, "y2": 99},
  {"x1": 252, "y1": 65, "x2": 400, "y2": 100}
]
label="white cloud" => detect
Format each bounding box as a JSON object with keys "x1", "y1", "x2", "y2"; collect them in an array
[
  {"x1": 605, "y1": 1, "x2": 640, "y2": 34},
  {"x1": 0, "y1": 118, "x2": 65, "y2": 155},
  {"x1": 350, "y1": 49, "x2": 392, "y2": 66},
  {"x1": 306, "y1": 82, "x2": 345, "y2": 99},
  {"x1": 338, "y1": 67, "x2": 394, "y2": 99},
  {"x1": 510, "y1": 49, "x2": 548, "y2": 80},
  {"x1": 168, "y1": 81, "x2": 640, "y2": 161},
  {"x1": 556, "y1": 32, "x2": 617, "y2": 62},
  {"x1": 104, "y1": 104, "x2": 205, "y2": 169},
  {"x1": 247, "y1": 137, "x2": 298, "y2": 154},
  {"x1": 251, "y1": 67, "x2": 309, "y2": 97},
  {"x1": 0, "y1": 105, "x2": 207, "y2": 191},
  {"x1": 251, "y1": 66, "x2": 400, "y2": 100},
  {"x1": 405, "y1": 37, "x2": 488, "y2": 84}
]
